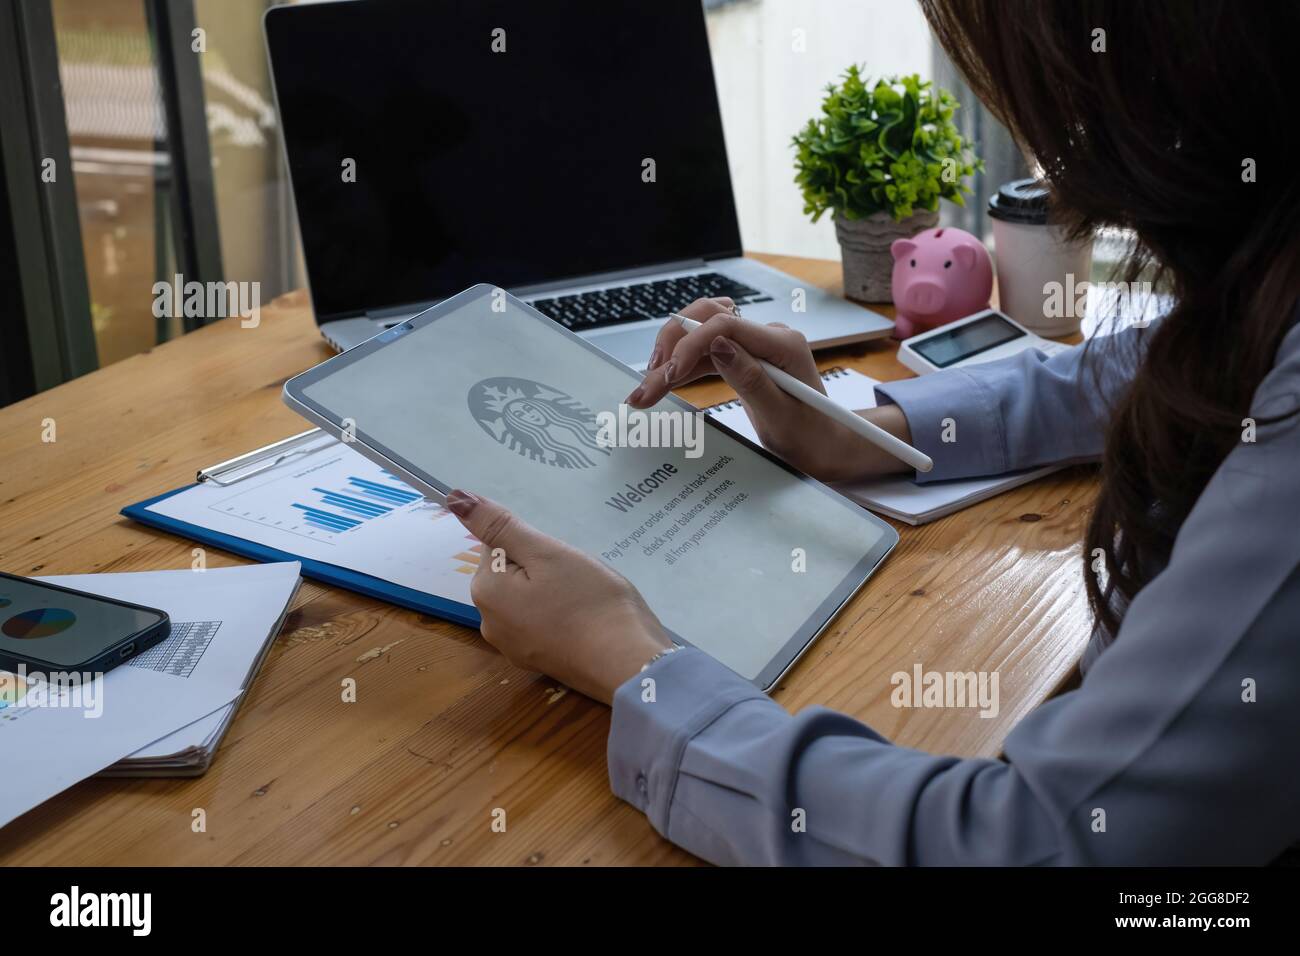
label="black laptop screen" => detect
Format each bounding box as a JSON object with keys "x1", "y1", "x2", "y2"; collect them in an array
[{"x1": 265, "y1": 0, "x2": 743, "y2": 322}]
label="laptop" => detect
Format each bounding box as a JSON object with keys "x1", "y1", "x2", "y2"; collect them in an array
[{"x1": 263, "y1": 0, "x2": 893, "y2": 367}]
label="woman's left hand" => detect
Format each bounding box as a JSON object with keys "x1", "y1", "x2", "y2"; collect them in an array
[{"x1": 445, "y1": 490, "x2": 674, "y2": 704}]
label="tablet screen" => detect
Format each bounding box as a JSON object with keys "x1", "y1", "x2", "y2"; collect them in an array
[{"x1": 292, "y1": 287, "x2": 894, "y2": 684}]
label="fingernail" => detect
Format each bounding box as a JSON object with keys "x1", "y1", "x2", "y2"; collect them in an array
[
  {"x1": 710, "y1": 336, "x2": 736, "y2": 367},
  {"x1": 625, "y1": 385, "x2": 645, "y2": 405},
  {"x1": 647, "y1": 346, "x2": 661, "y2": 370},
  {"x1": 445, "y1": 489, "x2": 479, "y2": 517},
  {"x1": 663, "y1": 360, "x2": 677, "y2": 384}
]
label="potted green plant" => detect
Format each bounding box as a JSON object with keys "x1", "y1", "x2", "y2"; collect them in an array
[{"x1": 793, "y1": 67, "x2": 982, "y2": 302}]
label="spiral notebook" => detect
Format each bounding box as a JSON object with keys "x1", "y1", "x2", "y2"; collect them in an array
[{"x1": 703, "y1": 367, "x2": 1062, "y2": 525}]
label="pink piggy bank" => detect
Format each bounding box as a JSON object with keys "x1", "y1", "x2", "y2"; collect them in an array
[{"x1": 889, "y1": 227, "x2": 993, "y2": 339}]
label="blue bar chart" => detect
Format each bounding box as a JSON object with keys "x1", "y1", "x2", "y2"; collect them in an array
[
  {"x1": 162, "y1": 445, "x2": 483, "y2": 593},
  {"x1": 292, "y1": 474, "x2": 422, "y2": 534},
  {"x1": 208, "y1": 452, "x2": 445, "y2": 543}
]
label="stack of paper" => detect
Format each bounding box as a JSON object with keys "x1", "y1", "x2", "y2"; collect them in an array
[
  {"x1": 0, "y1": 563, "x2": 300, "y2": 829},
  {"x1": 704, "y1": 367, "x2": 1063, "y2": 525},
  {"x1": 80, "y1": 563, "x2": 303, "y2": 776}
]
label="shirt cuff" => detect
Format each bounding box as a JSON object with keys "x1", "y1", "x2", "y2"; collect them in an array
[
  {"x1": 873, "y1": 370, "x2": 1008, "y2": 482},
  {"x1": 607, "y1": 646, "x2": 767, "y2": 838}
]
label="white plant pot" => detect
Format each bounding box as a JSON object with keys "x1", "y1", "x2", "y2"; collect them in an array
[{"x1": 834, "y1": 209, "x2": 940, "y2": 304}]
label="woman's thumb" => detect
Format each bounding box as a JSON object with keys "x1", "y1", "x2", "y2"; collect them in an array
[{"x1": 445, "y1": 490, "x2": 543, "y2": 564}]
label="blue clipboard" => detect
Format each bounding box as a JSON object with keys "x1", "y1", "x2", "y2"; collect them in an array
[{"x1": 121, "y1": 485, "x2": 481, "y2": 629}]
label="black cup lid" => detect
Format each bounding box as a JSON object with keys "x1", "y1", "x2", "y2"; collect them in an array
[{"x1": 987, "y1": 178, "x2": 1049, "y2": 225}]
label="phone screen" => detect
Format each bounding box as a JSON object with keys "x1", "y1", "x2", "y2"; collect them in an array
[{"x1": 0, "y1": 575, "x2": 163, "y2": 669}]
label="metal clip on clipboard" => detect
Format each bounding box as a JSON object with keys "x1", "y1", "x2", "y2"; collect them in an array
[{"x1": 196, "y1": 429, "x2": 334, "y2": 486}]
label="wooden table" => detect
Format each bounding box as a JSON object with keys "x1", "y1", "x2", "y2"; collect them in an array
[{"x1": 0, "y1": 254, "x2": 1096, "y2": 865}]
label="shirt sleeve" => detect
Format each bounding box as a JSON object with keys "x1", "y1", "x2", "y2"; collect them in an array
[
  {"x1": 608, "y1": 323, "x2": 1300, "y2": 866},
  {"x1": 872, "y1": 325, "x2": 1151, "y2": 483}
]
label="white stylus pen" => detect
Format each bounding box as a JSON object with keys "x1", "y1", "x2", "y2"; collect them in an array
[{"x1": 670, "y1": 313, "x2": 934, "y2": 473}]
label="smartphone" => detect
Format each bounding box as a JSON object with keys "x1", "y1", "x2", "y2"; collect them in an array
[{"x1": 0, "y1": 571, "x2": 170, "y2": 675}]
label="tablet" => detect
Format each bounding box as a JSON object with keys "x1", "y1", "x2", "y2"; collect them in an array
[{"x1": 283, "y1": 284, "x2": 897, "y2": 689}]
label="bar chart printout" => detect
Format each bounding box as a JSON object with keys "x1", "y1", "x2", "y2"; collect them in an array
[
  {"x1": 208, "y1": 454, "x2": 441, "y2": 543},
  {"x1": 293, "y1": 473, "x2": 422, "y2": 534},
  {"x1": 148, "y1": 443, "x2": 480, "y2": 598}
]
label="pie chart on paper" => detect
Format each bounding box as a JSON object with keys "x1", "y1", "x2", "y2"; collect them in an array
[{"x1": 2, "y1": 608, "x2": 76, "y2": 639}]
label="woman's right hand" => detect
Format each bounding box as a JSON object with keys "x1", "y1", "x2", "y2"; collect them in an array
[{"x1": 624, "y1": 298, "x2": 915, "y2": 483}]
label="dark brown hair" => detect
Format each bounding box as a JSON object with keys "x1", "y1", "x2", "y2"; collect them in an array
[{"x1": 918, "y1": 0, "x2": 1300, "y2": 636}]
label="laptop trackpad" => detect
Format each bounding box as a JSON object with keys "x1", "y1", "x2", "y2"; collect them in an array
[{"x1": 583, "y1": 325, "x2": 658, "y2": 369}]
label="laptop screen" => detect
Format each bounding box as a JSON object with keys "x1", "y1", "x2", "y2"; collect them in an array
[{"x1": 265, "y1": 0, "x2": 743, "y2": 323}]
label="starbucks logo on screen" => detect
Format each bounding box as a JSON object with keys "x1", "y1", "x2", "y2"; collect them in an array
[{"x1": 468, "y1": 377, "x2": 611, "y2": 469}]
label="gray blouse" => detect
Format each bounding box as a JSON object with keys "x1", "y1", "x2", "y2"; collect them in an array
[{"x1": 607, "y1": 318, "x2": 1300, "y2": 864}]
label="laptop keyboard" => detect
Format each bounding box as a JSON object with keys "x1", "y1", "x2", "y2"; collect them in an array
[{"x1": 527, "y1": 272, "x2": 774, "y2": 331}]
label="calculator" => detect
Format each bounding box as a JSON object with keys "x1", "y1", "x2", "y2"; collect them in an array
[{"x1": 897, "y1": 309, "x2": 1072, "y2": 376}]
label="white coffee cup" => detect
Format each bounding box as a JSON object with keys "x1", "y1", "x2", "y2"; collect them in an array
[{"x1": 988, "y1": 179, "x2": 1093, "y2": 337}]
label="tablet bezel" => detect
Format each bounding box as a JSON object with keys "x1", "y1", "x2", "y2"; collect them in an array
[{"x1": 283, "y1": 283, "x2": 898, "y2": 690}]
